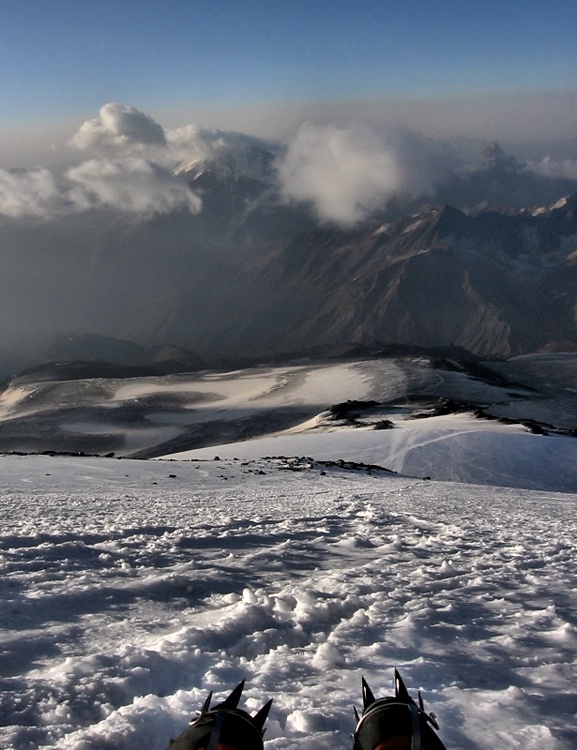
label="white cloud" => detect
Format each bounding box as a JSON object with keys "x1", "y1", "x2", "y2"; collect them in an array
[
  {"x1": 14, "y1": 101, "x2": 208, "y2": 217},
  {"x1": 526, "y1": 157, "x2": 577, "y2": 181},
  {"x1": 69, "y1": 104, "x2": 273, "y2": 183},
  {"x1": 69, "y1": 103, "x2": 166, "y2": 151},
  {"x1": 0, "y1": 168, "x2": 61, "y2": 218},
  {"x1": 165, "y1": 124, "x2": 218, "y2": 165},
  {"x1": 0, "y1": 158, "x2": 201, "y2": 219},
  {"x1": 66, "y1": 157, "x2": 201, "y2": 215},
  {"x1": 276, "y1": 121, "x2": 438, "y2": 226}
]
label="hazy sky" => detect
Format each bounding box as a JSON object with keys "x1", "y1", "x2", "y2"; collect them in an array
[{"x1": 1, "y1": 0, "x2": 576, "y2": 148}]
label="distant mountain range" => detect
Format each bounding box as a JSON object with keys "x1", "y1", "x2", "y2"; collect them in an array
[
  {"x1": 438, "y1": 141, "x2": 577, "y2": 210},
  {"x1": 213, "y1": 194, "x2": 577, "y2": 360},
  {"x1": 157, "y1": 142, "x2": 577, "y2": 361},
  {"x1": 2, "y1": 140, "x2": 577, "y2": 374}
]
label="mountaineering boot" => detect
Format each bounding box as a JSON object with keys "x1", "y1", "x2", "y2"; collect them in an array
[
  {"x1": 167, "y1": 681, "x2": 272, "y2": 750},
  {"x1": 353, "y1": 670, "x2": 447, "y2": 750}
]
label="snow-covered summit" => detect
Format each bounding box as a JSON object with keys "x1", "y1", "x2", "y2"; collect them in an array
[{"x1": 172, "y1": 130, "x2": 278, "y2": 187}]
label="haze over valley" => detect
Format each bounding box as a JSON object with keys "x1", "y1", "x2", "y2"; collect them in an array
[{"x1": 1, "y1": 102, "x2": 577, "y2": 374}]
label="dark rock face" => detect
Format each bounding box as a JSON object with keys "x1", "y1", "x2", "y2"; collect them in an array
[{"x1": 195, "y1": 195, "x2": 577, "y2": 360}]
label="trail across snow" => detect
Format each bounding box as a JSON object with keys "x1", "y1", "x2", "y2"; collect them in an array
[
  {"x1": 1, "y1": 455, "x2": 576, "y2": 749},
  {"x1": 162, "y1": 412, "x2": 577, "y2": 494}
]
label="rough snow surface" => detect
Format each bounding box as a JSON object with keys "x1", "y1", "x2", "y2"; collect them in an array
[{"x1": 1, "y1": 455, "x2": 576, "y2": 749}]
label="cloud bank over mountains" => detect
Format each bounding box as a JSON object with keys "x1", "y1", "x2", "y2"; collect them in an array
[
  {"x1": 1, "y1": 100, "x2": 576, "y2": 226},
  {"x1": 528, "y1": 156, "x2": 577, "y2": 181},
  {"x1": 0, "y1": 100, "x2": 576, "y2": 369},
  {"x1": 0, "y1": 159, "x2": 201, "y2": 219},
  {"x1": 66, "y1": 158, "x2": 201, "y2": 215},
  {"x1": 0, "y1": 105, "x2": 204, "y2": 220},
  {"x1": 0, "y1": 102, "x2": 446, "y2": 225},
  {"x1": 278, "y1": 121, "x2": 445, "y2": 224},
  {"x1": 0, "y1": 105, "x2": 202, "y2": 220}
]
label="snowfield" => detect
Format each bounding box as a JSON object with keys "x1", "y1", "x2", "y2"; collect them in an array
[
  {"x1": 1, "y1": 355, "x2": 577, "y2": 749},
  {"x1": 162, "y1": 411, "x2": 577, "y2": 494},
  {"x1": 1, "y1": 355, "x2": 576, "y2": 494},
  {"x1": 1, "y1": 454, "x2": 577, "y2": 750}
]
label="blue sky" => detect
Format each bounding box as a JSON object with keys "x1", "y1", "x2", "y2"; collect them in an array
[
  {"x1": 1, "y1": 0, "x2": 576, "y2": 127},
  {"x1": 0, "y1": 0, "x2": 577, "y2": 159}
]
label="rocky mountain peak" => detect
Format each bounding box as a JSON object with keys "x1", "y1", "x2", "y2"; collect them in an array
[{"x1": 477, "y1": 142, "x2": 524, "y2": 173}]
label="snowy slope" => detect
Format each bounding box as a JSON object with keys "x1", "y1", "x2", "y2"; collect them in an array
[
  {"x1": 1, "y1": 356, "x2": 576, "y2": 494},
  {"x1": 1, "y1": 454, "x2": 577, "y2": 750},
  {"x1": 0, "y1": 360, "x2": 393, "y2": 458},
  {"x1": 162, "y1": 412, "x2": 577, "y2": 494}
]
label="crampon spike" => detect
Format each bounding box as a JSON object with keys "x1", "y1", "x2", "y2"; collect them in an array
[
  {"x1": 195, "y1": 691, "x2": 212, "y2": 720},
  {"x1": 394, "y1": 669, "x2": 412, "y2": 703},
  {"x1": 361, "y1": 676, "x2": 376, "y2": 709},
  {"x1": 217, "y1": 680, "x2": 245, "y2": 710},
  {"x1": 253, "y1": 698, "x2": 273, "y2": 732}
]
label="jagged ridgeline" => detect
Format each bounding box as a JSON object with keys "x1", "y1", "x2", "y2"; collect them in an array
[{"x1": 1, "y1": 136, "x2": 576, "y2": 370}]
